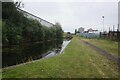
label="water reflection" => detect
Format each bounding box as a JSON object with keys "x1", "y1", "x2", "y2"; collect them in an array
[
  {"x1": 44, "y1": 40, "x2": 71, "y2": 58},
  {"x1": 2, "y1": 41, "x2": 62, "y2": 67}
]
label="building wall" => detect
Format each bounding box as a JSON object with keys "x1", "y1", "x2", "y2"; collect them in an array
[{"x1": 78, "y1": 27, "x2": 84, "y2": 33}]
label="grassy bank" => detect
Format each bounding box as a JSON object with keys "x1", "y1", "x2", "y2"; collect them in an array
[
  {"x1": 2, "y1": 36, "x2": 118, "y2": 78},
  {"x1": 81, "y1": 37, "x2": 118, "y2": 58}
]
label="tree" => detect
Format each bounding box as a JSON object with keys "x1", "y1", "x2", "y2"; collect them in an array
[
  {"x1": 15, "y1": 1, "x2": 24, "y2": 8},
  {"x1": 75, "y1": 29, "x2": 77, "y2": 35},
  {"x1": 2, "y1": 2, "x2": 63, "y2": 45},
  {"x1": 55, "y1": 22, "x2": 63, "y2": 44}
]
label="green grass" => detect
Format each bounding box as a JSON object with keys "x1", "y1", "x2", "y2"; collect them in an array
[
  {"x1": 82, "y1": 37, "x2": 118, "y2": 58},
  {"x1": 2, "y1": 36, "x2": 118, "y2": 78}
]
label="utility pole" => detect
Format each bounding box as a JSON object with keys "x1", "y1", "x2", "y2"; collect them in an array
[
  {"x1": 118, "y1": 24, "x2": 119, "y2": 32},
  {"x1": 102, "y1": 16, "x2": 104, "y2": 33}
]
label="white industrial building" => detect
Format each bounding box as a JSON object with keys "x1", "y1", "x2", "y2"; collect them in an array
[
  {"x1": 17, "y1": 8, "x2": 54, "y2": 27},
  {"x1": 78, "y1": 27, "x2": 84, "y2": 33}
]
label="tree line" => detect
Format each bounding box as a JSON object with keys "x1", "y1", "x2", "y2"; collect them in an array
[{"x1": 2, "y1": 2, "x2": 63, "y2": 46}]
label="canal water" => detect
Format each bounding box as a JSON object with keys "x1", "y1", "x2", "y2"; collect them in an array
[
  {"x1": 44, "y1": 40, "x2": 71, "y2": 58},
  {"x1": 2, "y1": 40, "x2": 71, "y2": 68}
]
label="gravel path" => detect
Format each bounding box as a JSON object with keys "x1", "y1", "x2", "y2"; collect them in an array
[{"x1": 81, "y1": 39, "x2": 120, "y2": 67}]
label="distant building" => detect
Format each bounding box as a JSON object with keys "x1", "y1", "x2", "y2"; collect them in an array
[
  {"x1": 78, "y1": 27, "x2": 84, "y2": 33},
  {"x1": 79, "y1": 28, "x2": 99, "y2": 38},
  {"x1": 87, "y1": 28, "x2": 98, "y2": 33}
]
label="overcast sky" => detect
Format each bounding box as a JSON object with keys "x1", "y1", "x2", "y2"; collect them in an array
[{"x1": 21, "y1": 0, "x2": 119, "y2": 33}]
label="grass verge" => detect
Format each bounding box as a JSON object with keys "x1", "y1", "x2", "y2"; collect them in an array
[{"x1": 81, "y1": 37, "x2": 118, "y2": 58}]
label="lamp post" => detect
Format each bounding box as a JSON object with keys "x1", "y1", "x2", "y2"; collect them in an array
[
  {"x1": 102, "y1": 16, "x2": 104, "y2": 33},
  {"x1": 113, "y1": 25, "x2": 115, "y2": 31}
]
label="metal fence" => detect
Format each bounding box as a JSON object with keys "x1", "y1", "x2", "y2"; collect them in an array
[
  {"x1": 79, "y1": 33, "x2": 100, "y2": 38},
  {"x1": 100, "y1": 31, "x2": 120, "y2": 41}
]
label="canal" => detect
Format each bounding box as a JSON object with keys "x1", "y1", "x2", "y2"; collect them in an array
[{"x1": 2, "y1": 40, "x2": 71, "y2": 68}]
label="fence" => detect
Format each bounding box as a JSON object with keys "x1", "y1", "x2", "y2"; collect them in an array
[
  {"x1": 80, "y1": 33, "x2": 100, "y2": 39},
  {"x1": 100, "y1": 31, "x2": 120, "y2": 41}
]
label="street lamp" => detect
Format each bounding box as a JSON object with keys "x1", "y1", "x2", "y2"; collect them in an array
[{"x1": 102, "y1": 16, "x2": 104, "y2": 33}]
